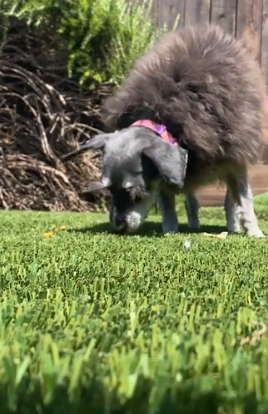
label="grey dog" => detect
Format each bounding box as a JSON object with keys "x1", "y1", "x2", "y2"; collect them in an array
[{"x1": 63, "y1": 25, "x2": 266, "y2": 237}]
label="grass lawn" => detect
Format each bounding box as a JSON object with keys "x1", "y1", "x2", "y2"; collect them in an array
[{"x1": 0, "y1": 194, "x2": 268, "y2": 414}]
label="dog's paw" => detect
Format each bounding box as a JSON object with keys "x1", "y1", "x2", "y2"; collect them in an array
[
  {"x1": 247, "y1": 229, "x2": 265, "y2": 238},
  {"x1": 162, "y1": 225, "x2": 178, "y2": 234},
  {"x1": 188, "y1": 221, "x2": 200, "y2": 230}
]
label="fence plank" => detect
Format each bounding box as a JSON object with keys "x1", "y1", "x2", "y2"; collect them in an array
[
  {"x1": 184, "y1": 0, "x2": 211, "y2": 25},
  {"x1": 151, "y1": 0, "x2": 186, "y2": 30},
  {"x1": 145, "y1": 0, "x2": 267, "y2": 85},
  {"x1": 262, "y1": 0, "x2": 268, "y2": 80},
  {"x1": 210, "y1": 0, "x2": 237, "y2": 34},
  {"x1": 236, "y1": 0, "x2": 263, "y2": 61}
]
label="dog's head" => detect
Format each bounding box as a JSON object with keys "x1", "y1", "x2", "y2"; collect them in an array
[{"x1": 62, "y1": 127, "x2": 188, "y2": 233}]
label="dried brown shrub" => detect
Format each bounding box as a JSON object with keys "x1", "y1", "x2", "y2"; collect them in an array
[{"x1": 0, "y1": 19, "x2": 111, "y2": 211}]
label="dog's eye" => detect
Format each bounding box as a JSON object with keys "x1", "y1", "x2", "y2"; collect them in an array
[{"x1": 134, "y1": 195, "x2": 142, "y2": 203}]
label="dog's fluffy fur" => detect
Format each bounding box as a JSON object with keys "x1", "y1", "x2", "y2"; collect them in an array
[{"x1": 103, "y1": 25, "x2": 266, "y2": 167}]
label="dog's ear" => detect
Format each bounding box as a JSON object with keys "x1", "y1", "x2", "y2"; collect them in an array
[
  {"x1": 143, "y1": 142, "x2": 188, "y2": 189},
  {"x1": 61, "y1": 134, "x2": 109, "y2": 161},
  {"x1": 80, "y1": 181, "x2": 109, "y2": 194}
]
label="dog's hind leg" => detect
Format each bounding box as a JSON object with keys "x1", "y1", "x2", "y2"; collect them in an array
[
  {"x1": 158, "y1": 190, "x2": 178, "y2": 233},
  {"x1": 224, "y1": 189, "x2": 242, "y2": 234},
  {"x1": 185, "y1": 193, "x2": 200, "y2": 230},
  {"x1": 226, "y1": 171, "x2": 264, "y2": 237}
]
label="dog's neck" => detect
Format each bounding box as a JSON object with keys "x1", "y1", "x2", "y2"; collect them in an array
[{"x1": 131, "y1": 120, "x2": 177, "y2": 145}]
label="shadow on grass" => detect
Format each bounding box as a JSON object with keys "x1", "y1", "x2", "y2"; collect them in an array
[
  {"x1": 0, "y1": 383, "x2": 260, "y2": 414},
  {"x1": 68, "y1": 221, "x2": 227, "y2": 237}
]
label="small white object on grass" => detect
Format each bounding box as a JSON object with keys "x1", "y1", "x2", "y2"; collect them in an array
[
  {"x1": 202, "y1": 231, "x2": 228, "y2": 239},
  {"x1": 183, "y1": 240, "x2": 191, "y2": 249}
]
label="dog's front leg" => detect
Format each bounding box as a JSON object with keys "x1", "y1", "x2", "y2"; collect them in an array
[
  {"x1": 226, "y1": 171, "x2": 264, "y2": 238},
  {"x1": 158, "y1": 190, "x2": 178, "y2": 233},
  {"x1": 185, "y1": 193, "x2": 200, "y2": 230}
]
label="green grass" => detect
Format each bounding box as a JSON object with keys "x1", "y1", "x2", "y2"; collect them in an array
[{"x1": 1, "y1": 194, "x2": 268, "y2": 414}]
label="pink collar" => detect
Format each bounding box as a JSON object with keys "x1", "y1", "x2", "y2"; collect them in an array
[{"x1": 131, "y1": 120, "x2": 177, "y2": 145}]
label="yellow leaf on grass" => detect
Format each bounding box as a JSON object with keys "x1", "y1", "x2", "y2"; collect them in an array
[
  {"x1": 202, "y1": 232, "x2": 228, "y2": 239},
  {"x1": 42, "y1": 226, "x2": 67, "y2": 238},
  {"x1": 42, "y1": 232, "x2": 55, "y2": 238}
]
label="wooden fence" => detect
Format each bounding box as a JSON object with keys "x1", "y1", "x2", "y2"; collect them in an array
[{"x1": 146, "y1": 0, "x2": 268, "y2": 85}]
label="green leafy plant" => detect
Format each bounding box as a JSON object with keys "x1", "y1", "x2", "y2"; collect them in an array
[{"x1": 0, "y1": 0, "x2": 159, "y2": 86}]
